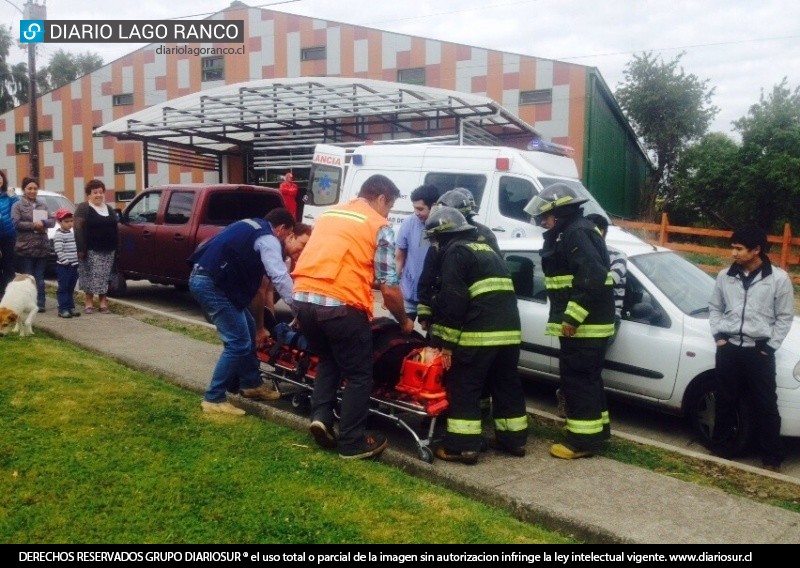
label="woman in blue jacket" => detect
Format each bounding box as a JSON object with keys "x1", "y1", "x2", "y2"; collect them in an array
[{"x1": 0, "y1": 171, "x2": 19, "y2": 298}]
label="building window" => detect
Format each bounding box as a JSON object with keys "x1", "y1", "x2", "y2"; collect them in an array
[
  {"x1": 301, "y1": 46, "x2": 327, "y2": 61},
  {"x1": 397, "y1": 67, "x2": 426, "y2": 86},
  {"x1": 14, "y1": 131, "x2": 52, "y2": 154},
  {"x1": 15, "y1": 133, "x2": 29, "y2": 154},
  {"x1": 201, "y1": 56, "x2": 224, "y2": 82},
  {"x1": 519, "y1": 89, "x2": 553, "y2": 105},
  {"x1": 114, "y1": 162, "x2": 136, "y2": 175},
  {"x1": 115, "y1": 190, "x2": 136, "y2": 202},
  {"x1": 113, "y1": 93, "x2": 134, "y2": 106}
]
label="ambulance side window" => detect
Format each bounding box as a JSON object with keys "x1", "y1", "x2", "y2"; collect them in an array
[
  {"x1": 498, "y1": 176, "x2": 535, "y2": 222},
  {"x1": 424, "y1": 173, "x2": 486, "y2": 209}
]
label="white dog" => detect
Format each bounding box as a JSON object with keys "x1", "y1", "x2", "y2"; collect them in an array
[{"x1": 0, "y1": 274, "x2": 39, "y2": 337}]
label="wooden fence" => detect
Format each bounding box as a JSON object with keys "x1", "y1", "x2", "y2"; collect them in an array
[{"x1": 614, "y1": 213, "x2": 800, "y2": 284}]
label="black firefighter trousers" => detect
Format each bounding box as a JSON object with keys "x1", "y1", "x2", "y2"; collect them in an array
[
  {"x1": 444, "y1": 344, "x2": 528, "y2": 453},
  {"x1": 559, "y1": 336, "x2": 611, "y2": 452}
]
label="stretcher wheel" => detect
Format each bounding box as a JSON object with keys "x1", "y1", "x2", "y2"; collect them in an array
[
  {"x1": 418, "y1": 446, "x2": 434, "y2": 463},
  {"x1": 291, "y1": 393, "x2": 309, "y2": 411}
]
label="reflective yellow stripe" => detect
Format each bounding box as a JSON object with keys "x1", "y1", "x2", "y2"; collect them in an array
[
  {"x1": 457, "y1": 330, "x2": 521, "y2": 346},
  {"x1": 494, "y1": 415, "x2": 529, "y2": 433},
  {"x1": 417, "y1": 304, "x2": 432, "y2": 317},
  {"x1": 468, "y1": 277, "x2": 514, "y2": 298},
  {"x1": 545, "y1": 322, "x2": 615, "y2": 337},
  {"x1": 433, "y1": 326, "x2": 521, "y2": 346},
  {"x1": 545, "y1": 275, "x2": 573, "y2": 289},
  {"x1": 539, "y1": 195, "x2": 577, "y2": 213},
  {"x1": 545, "y1": 274, "x2": 614, "y2": 289},
  {"x1": 565, "y1": 417, "x2": 605, "y2": 435},
  {"x1": 564, "y1": 301, "x2": 588, "y2": 323},
  {"x1": 601, "y1": 410, "x2": 610, "y2": 425},
  {"x1": 447, "y1": 418, "x2": 482, "y2": 435},
  {"x1": 431, "y1": 324, "x2": 461, "y2": 344},
  {"x1": 321, "y1": 210, "x2": 367, "y2": 223}
]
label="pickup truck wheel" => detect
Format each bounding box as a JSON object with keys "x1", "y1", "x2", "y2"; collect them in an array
[
  {"x1": 106, "y1": 273, "x2": 127, "y2": 298},
  {"x1": 688, "y1": 374, "x2": 754, "y2": 457}
]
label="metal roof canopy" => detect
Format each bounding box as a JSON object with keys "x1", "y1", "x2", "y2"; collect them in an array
[{"x1": 97, "y1": 77, "x2": 539, "y2": 183}]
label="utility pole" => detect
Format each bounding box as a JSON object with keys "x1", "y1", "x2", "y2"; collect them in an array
[{"x1": 22, "y1": 0, "x2": 46, "y2": 179}]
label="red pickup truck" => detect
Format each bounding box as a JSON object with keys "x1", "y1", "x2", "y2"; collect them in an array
[{"x1": 114, "y1": 184, "x2": 285, "y2": 293}]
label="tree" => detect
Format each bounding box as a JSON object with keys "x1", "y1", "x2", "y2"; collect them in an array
[
  {"x1": 43, "y1": 49, "x2": 104, "y2": 91},
  {"x1": 0, "y1": 25, "x2": 28, "y2": 113},
  {"x1": 669, "y1": 79, "x2": 800, "y2": 232},
  {"x1": 731, "y1": 78, "x2": 800, "y2": 232},
  {"x1": 670, "y1": 132, "x2": 741, "y2": 227},
  {"x1": 0, "y1": 35, "x2": 104, "y2": 109},
  {"x1": 616, "y1": 52, "x2": 719, "y2": 219}
]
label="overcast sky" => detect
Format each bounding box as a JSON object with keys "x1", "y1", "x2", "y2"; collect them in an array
[{"x1": 3, "y1": 0, "x2": 799, "y2": 137}]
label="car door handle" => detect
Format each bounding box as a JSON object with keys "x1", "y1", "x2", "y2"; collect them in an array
[
  {"x1": 492, "y1": 226, "x2": 506, "y2": 232},
  {"x1": 142, "y1": 230, "x2": 153, "y2": 237},
  {"x1": 173, "y1": 234, "x2": 185, "y2": 241}
]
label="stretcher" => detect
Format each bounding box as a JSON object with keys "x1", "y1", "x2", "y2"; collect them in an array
[{"x1": 256, "y1": 321, "x2": 448, "y2": 463}]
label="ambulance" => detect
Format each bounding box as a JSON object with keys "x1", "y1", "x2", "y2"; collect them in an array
[{"x1": 303, "y1": 141, "x2": 626, "y2": 242}]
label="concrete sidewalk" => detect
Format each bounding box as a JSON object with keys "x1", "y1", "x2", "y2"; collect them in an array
[{"x1": 33, "y1": 300, "x2": 800, "y2": 544}]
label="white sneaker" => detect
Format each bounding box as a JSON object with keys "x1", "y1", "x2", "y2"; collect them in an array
[{"x1": 201, "y1": 400, "x2": 246, "y2": 416}]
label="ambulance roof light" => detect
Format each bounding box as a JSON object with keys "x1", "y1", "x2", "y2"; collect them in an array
[{"x1": 527, "y1": 138, "x2": 574, "y2": 157}]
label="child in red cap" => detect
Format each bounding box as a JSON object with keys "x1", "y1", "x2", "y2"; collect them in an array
[{"x1": 53, "y1": 208, "x2": 81, "y2": 318}]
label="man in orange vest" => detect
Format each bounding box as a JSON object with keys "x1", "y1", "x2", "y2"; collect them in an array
[{"x1": 293, "y1": 174, "x2": 414, "y2": 460}]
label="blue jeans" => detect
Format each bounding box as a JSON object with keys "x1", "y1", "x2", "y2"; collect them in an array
[
  {"x1": 19, "y1": 256, "x2": 47, "y2": 309},
  {"x1": 56, "y1": 264, "x2": 79, "y2": 312},
  {"x1": 189, "y1": 272, "x2": 262, "y2": 403}
]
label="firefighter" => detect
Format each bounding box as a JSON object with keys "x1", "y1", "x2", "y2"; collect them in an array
[
  {"x1": 524, "y1": 184, "x2": 615, "y2": 459},
  {"x1": 417, "y1": 187, "x2": 498, "y2": 328},
  {"x1": 425, "y1": 206, "x2": 528, "y2": 464}
]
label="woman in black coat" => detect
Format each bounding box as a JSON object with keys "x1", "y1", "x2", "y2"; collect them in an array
[{"x1": 73, "y1": 179, "x2": 118, "y2": 314}]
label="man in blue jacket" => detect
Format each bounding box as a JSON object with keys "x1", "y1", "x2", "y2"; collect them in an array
[
  {"x1": 709, "y1": 226, "x2": 795, "y2": 472},
  {"x1": 0, "y1": 172, "x2": 19, "y2": 298},
  {"x1": 189, "y1": 208, "x2": 297, "y2": 416}
]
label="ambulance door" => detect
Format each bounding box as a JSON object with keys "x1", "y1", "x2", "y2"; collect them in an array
[{"x1": 303, "y1": 144, "x2": 347, "y2": 225}]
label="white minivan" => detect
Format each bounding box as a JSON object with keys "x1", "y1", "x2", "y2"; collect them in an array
[{"x1": 498, "y1": 234, "x2": 800, "y2": 455}]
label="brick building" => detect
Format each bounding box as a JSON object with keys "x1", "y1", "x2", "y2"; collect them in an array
[{"x1": 1, "y1": 2, "x2": 649, "y2": 217}]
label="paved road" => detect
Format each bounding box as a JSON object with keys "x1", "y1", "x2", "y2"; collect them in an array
[{"x1": 112, "y1": 280, "x2": 800, "y2": 480}]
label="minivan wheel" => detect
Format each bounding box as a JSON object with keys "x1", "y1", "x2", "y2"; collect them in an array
[{"x1": 688, "y1": 374, "x2": 754, "y2": 457}]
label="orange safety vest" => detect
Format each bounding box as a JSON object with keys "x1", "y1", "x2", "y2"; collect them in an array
[{"x1": 292, "y1": 198, "x2": 389, "y2": 317}]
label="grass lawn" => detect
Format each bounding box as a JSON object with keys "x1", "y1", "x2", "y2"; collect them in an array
[{"x1": 0, "y1": 334, "x2": 578, "y2": 544}]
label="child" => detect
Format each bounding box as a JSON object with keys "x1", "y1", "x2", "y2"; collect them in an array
[{"x1": 53, "y1": 208, "x2": 81, "y2": 318}]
